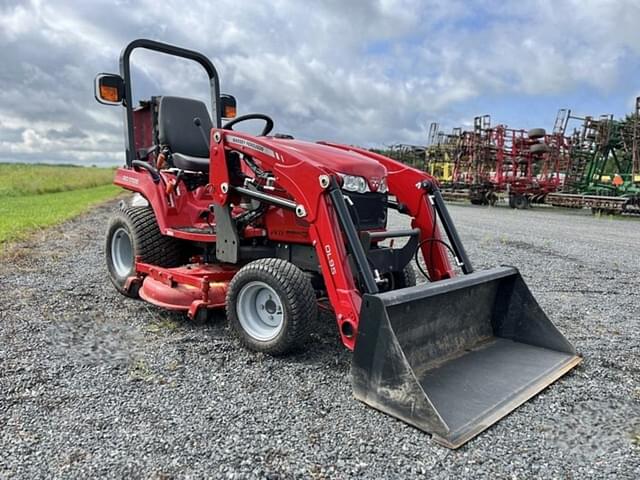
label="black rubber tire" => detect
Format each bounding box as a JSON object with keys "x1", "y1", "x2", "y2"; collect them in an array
[
  {"x1": 530, "y1": 143, "x2": 550, "y2": 154},
  {"x1": 508, "y1": 195, "x2": 516, "y2": 209},
  {"x1": 226, "y1": 258, "x2": 316, "y2": 355},
  {"x1": 105, "y1": 206, "x2": 183, "y2": 297},
  {"x1": 391, "y1": 264, "x2": 417, "y2": 289},
  {"x1": 514, "y1": 194, "x2": 530, "y2": 210},
  {"x1": 528, "y1": 128, "x2": 546, "y2": 139}
]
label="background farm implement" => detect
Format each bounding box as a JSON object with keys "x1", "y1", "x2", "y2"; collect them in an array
[
  {"x1": 422, "y1": 117, "x2": 567, "y2": 209},
  {"x1": 547, "y1": 99, "x2": 640, "y2": 214},
  {"x1": 390, "y1": 98, "x2": 640, "y2": 215}
]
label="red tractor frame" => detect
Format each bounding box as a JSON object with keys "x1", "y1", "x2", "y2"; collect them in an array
[
  {"x1": 95, "y1": 39, "x2": 580, "y2": 449},
  {"x1": 98, "y1": 39, "x2": 461, "y2": 351}
]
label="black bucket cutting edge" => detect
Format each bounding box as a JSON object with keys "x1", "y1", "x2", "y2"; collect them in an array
[{"x1": 351, "y1": 266, "x2": 581, "y2": 449}]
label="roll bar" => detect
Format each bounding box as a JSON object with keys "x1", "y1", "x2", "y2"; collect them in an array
[{"x1": 119, "y1": 39, "x2": 222, "y2": 167}]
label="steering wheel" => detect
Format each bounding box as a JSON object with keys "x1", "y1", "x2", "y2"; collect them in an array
[{"x1": 222, "y1": 113, "x2": 274, "y2": 136}]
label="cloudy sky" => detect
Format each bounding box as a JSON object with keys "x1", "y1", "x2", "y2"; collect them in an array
[{"x1": 1, "y1": 0, "x2": 639, "y2": 166}]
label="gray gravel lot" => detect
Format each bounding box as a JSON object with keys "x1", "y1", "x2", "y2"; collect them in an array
[{"x1": 1, "y1": 201, "x2": 639, "y2": 479}]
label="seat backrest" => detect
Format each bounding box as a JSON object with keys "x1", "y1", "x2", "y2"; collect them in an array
[{"x1": 158, "y1": 96, "x2": 213, "y2": 157}]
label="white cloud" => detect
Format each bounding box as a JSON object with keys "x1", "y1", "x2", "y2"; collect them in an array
[{"x1": 0, "y1": 0, "x2": 639, "y2": 165}]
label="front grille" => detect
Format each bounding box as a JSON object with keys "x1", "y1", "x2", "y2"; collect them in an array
[{"x1": 345, "y1": 191, "x2": 388, "y2": 230}]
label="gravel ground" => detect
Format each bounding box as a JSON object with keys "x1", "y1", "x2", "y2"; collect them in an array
[{"x1": 1, "y1": 201, "x2": 638, "y2": 479}]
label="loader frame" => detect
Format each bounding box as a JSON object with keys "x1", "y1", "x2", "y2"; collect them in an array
[
  {"x1": 115, "y1": 129, "x2": 470, "y2": 350},
  {"x1": 110, "y1": 39, "x2": 469, "y2": 348}
]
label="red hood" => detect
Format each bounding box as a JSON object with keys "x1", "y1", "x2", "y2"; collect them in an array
[{"x1": 262, "y1": 138, "x2": 387, "y2": 188}]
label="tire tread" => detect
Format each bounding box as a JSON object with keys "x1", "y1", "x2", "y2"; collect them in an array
[
  {"x1": 121, "y1": 206, "x2": 182, "y2": 267},
  {"x1": 105, "y1": 206, "x2": 183, "y2": 297},
  {"x1": 226, "y1": 258, "x2": 316, "y2": 355}
]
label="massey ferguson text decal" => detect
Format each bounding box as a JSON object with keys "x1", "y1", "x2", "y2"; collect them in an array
[{"x1": 226, "y1": 135, "x2": 276, "y2": 159}]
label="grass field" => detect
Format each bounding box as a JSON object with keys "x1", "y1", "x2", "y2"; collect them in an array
[
  {"x1": 0, "y1": 163, "x2": 116, "y2": 197},
  {"x1": 0, "y1": 164, "x2": 120, "y2": 249}
]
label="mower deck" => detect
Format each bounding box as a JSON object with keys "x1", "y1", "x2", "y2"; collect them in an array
[{"x1": 135, "y1": 262, "x2": 238, "y2": 318}]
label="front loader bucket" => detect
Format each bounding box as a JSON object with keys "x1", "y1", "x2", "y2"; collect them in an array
[{"x1": 351, "y1": 266, "x2": 581, "y2": 449}]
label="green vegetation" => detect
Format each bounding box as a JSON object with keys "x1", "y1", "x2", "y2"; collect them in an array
[
  {"x1": 0, "y1": 163, "x2": 121, "y2": 249},
  {"x1": 0, "y1": 163, "x2": 116, "y2": 197}
]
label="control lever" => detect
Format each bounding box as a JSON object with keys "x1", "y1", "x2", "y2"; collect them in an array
[{"x1": 193, "y1": 117, "x2": 211, "y2": 150}]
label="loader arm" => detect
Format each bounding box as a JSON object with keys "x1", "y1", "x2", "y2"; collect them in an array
[
  {"x1": 319, "y1": 143, "x2": 580, "y2": 448},
  {"x1": 319, "y1": 142, "x2": 456, "y2": 280},
  {"x1": 209, "y1": 130, "x2": 463, "y2": 349},
  {"x1": 209, "y1": 129, "x2": 390, "y2": 349}
]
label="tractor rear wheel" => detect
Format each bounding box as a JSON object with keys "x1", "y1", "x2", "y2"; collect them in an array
[
  {"x1": 105, "y1": 206, "x2": 183, "y2": 297},
  {"x1": 227, "y1": 258, "x2": 316, "y2": 355}
]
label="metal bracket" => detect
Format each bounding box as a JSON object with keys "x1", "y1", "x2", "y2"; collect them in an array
[{"x1": 212, "y1": 204, "x2": 239, "y2": 263}]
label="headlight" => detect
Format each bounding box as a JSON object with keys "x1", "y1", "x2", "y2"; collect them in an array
[
  {"x1": 341, "y1": 174, "x2": 369, "y2": 193},
  {"x1": 378, "y1": 176, "x2": 388, "y2": 194}
]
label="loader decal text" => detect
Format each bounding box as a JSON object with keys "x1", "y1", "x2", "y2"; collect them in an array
[
  {"x1": 226, "y1": 135, "x2": 276, "y2": 159},
  {"x1": 324, "y1": 244, "x2": 336, "y2": 275}
]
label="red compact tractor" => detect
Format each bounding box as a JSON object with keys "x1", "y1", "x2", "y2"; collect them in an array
[{"x1": 95, "y1": 40, "x2": 580, "y2": 448}]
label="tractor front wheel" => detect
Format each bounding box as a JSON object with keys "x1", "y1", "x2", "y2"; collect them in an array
[
  {"x1": 227, "y1": 258, "x2": 316, "y2": 355},
  {"x1": 105, "y1": 206, "x2": 183, "y2": 297},
  {"x1": 390, "y1": 264, "x2": 417, "y2": 290}
]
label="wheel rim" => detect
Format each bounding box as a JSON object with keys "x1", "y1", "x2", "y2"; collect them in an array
[
  {"x1": 111, "y1": 227, "x2": 134, "y2": 278},
  {"x1": 237, "y1": 281, "x2": 285, "y2": 341}
]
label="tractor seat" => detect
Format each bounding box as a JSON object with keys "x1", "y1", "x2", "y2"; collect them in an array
[
  {"x1": 158, "y1": 96, "x2": 212, "y2": 173},
  {"x1": 170, "y1": 152, "x2": 210, "y2": 172}
]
